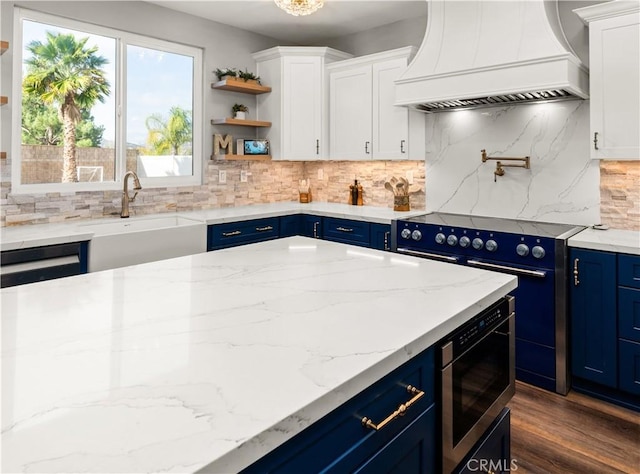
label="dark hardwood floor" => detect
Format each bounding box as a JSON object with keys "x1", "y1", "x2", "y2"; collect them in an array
[{"x1": 507, "y1": 382, "x2": 640, "y2": 474}]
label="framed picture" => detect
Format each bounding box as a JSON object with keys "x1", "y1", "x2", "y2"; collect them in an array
[{"x1": 244, "y1": 139, "x2": 270, "y2": 155}]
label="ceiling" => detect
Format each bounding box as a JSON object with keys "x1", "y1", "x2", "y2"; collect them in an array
[{"x1": 148, "y1": 0, "x2": 428, "y2": 44}]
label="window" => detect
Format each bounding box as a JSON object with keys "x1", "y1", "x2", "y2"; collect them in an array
[{"x1": 12, "y1": 8, "x2": 203, "y2": 193}]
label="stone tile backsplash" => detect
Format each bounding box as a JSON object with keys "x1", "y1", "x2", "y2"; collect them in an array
[
  {"x1": 600, "y1": 160, "x2": 640, "y2": 231},
  {"x1": 0, "y1": 159, "x2": 426, "y2": 226}
]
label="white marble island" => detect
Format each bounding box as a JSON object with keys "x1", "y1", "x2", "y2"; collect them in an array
[{"x1": 1, "y1": 237, "x2": 516, "y2": 473}]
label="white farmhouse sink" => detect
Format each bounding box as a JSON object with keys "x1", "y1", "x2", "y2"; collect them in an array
[{"x1": 81, "y1": 216, "x2": 207, "y2": 272}]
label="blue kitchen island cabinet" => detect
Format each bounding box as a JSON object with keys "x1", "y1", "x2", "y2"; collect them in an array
[
  {"x1": 455, "y1": 408, "x2": 511, "y2": 474},
  {"x1": 242, "y1": 348, "x2": 436, "y2": 474},
  {"x1": 570, "y1": 248, "x2": 617, "y2": 388}
]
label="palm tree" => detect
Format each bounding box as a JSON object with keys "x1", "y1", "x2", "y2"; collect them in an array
[
  {"x1": 23, "y1": 32, "x2": 110, "y2": 183},
  {"x1": 145, "y1": 106, "x2": 192, "y2": 155}
]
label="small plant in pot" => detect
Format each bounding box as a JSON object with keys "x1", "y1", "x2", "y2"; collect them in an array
[
  {"x1": 215, "y1": 67, "x2": 238, "y2": 81},
  {"x1": 238, "y1": 69, "x2": 261, "y2": 84},
  {"x1": 232, "y1": 103, "x2": 248, "y2": 120}
]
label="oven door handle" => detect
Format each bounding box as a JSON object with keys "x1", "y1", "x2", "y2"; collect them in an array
[
  {"x1": 467, "y1": 259, "x2": 547, "y2": 278},
  {"x1": 396, "y1": 248, "x2": 460, "y2": 263}
]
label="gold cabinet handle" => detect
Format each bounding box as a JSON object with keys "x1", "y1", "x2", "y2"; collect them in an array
[
  {"x1": 313, "y1": 221, "x2": 319, "y2": 238},
  {"x1": 255, "y1": 226, "x2": 273, "y2": 232},
  {"x1": 361, "y1": 385, "x2": 424, "y2": 431},
  {"x1": 222, "y1": 230, "x2": 241, "y2": 237},
  {"x1": 336, "y1": 226, "x2": 354, "y2": 233},
  {"x1": 573, "y1": 258, "x2": 580, "y2": 286},
  {"x1": 384, "y1": 231, "x2": 390, "y2": 250}
]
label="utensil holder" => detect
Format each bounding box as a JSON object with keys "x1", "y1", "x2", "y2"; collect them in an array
[
  {"x1": 299, "y1": 192, "x2": 310, "y2": 203},
  {"x1": 394, "y1": 195, "x2": 410, "y2": 212}
]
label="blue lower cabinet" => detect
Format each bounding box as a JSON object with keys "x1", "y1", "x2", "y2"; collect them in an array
[
  {"x1": 619, "y1": 287, "x2": 640, "y2": 343},
  {"x1": 208, "y1": 218, "x2": 280, "y2": 250},
  {"x1": 619, "y1": 339, "x2": 640, "y2": 396},
  {"x1": 570, "y1": 249, "x2": 618, "y2": 388},
  {"x1": 455, "y1": 408, "x2": 511, "y2": 474},
  {"x1": 323, "y1": 218, "x2": 371, "y2": 246},
  {"x1": 1, "y1": 241, "x2": 89, "y2": 288},
  {"x1": 370, "y1": 224, "x2": 392, "y2": 251},
  {"x1": 300, "y1": 215, "x2": 322, "y2": 239},
  {"x1": 279, "y1": 215, "x2": 301, "y2": 238},
  {"x1": 241, "y1": 348, "x2": 435, "y2": 474}
]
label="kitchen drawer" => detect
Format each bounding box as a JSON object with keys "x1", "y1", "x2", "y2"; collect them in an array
[
  {"x1": 619, "y1": 254, "x2": 640, "y2": 289},
  {"x1": 208, "y1": 218, "x2": 280, "y2": 250},
  {"x1": 619, "y1": 287, "x2": 640, "y2": 343},
  {"x1": 323, "y1": 217, "x2": 371, "y2": 246},
  {"x1": 618, "y1": 339, "x2": 640, "y2": 396},
  {"x1": 1, "y1": 242, "x2": 88, "y2": 288},
  {"x1": 242, "y1": 347, "x2": 435, "y2": 474}
]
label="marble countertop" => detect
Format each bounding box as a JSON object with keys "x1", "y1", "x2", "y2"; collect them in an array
[
  {"x1": 0, "y1": 202, "x2": 425, "y2": 251},
  {"x1": 568, "y1": 227, "x2": 640, "y2": 255},
  {"x1": 1, "y1": 237, "x2": 516, "y2": 473}
]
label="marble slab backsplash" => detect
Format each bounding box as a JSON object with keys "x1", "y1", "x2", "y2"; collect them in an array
[{"x1": 424, "y1": 100, "x2": 601, "y2": 226}]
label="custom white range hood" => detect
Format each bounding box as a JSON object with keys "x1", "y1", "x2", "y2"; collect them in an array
[{"x1": 395, "y1": 0, "x2": 589, "y2": 112}]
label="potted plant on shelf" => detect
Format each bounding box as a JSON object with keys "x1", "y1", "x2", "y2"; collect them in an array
[
  {"x1": 238, "y1": 69, "x2": 261, "y2": 84},
  {"x1": 232, "y1": 103, "x2": 248, "y2": 120},
  {"x1": 215, "y1": 67, "x2": 238, "y2": 81}
]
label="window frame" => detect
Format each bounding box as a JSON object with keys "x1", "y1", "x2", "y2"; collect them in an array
[{"x1": 11, "y1": 8, "x2": 204, "y2": 194}]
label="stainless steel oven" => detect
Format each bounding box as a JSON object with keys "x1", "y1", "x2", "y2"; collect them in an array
[{"x1": 441, "y1": 296, "x2": 515, "y2": 474}]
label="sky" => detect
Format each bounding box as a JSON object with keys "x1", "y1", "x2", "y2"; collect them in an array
[{"x1": 22, "y1": 19, "x2": 194, "y2": 147}]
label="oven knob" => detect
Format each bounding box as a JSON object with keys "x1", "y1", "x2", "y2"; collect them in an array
[
  {"x1": 472, "y1": 238, "x2": 484, "y2": 250},
  {"x1": 516, "y1": 243, "x2": 530, "y2": 257},
  {"x1": 485, "y1": 239, "x2": 498, "y2": 252},
  {"x1": 532, "y1": 245, "x2": 546, "y2": 259},
  {"x1": 459, "y1": 236, "x2": 471, "y2": 248},
  {"x1": 411, "y1": 230, "x2": 422, "y2": 241},
  {"x1": 447, "y1": 234, "x2": 458, "y2": 246},
  {"x1": 400, "y1": 228, "x2": 412, "y2": 239},
  {"x1": 435, "y1": 233, "x2": 446, "y2": 244}
]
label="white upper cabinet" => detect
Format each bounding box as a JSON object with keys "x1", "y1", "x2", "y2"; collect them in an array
[
  {"x1": 576, "y1": 2, "x2": 640, "y2": 160},
  {"x1": 328, "y1": 47, "x2": 425, "y2": 160},
  {"x1": 253, "y1": 47, "x2": 352, "y2": 161}
]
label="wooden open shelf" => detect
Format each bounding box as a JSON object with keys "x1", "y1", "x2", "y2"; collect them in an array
[
  {"x1": 0, "y1": 96, "x2": 7, "y2": 106},
  {"x1": 211, "y1": 118, "x2": 271, "y2": 127},
  {"x1": 0, "y1": 41, "x2": 8, "y2": 55},
  {"x1": 212, "y1": 154, "x2": 271, "y2": 161},
  {"x1": 211, "y1": 77, "x2": 271, "y2": 95}
]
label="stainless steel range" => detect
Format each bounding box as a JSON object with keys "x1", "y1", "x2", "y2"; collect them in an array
[{"x1": 392, "y1": 212, "x2": 585, "y2": 395}]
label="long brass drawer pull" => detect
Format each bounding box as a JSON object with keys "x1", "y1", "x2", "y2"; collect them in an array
[
  {"x1": 256, "y1": 226, "x2": 273, "y2": 232},
  {"x1": 336, "y1": 226, "x2": 354, "y2": 233},
  {"x1": 361, "y1": 385, "x2": 424, "y2": 431},
  {"x1": 574, "y1": 258, "x2": 580, "y2": 286},
  {"x1": 222, "y1": 230, "x2": 242, "y2": 237}
]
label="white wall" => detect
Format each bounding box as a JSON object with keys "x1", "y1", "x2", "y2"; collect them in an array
[
  {"x1": 423, "y1": 100, "x2": 600, "y2": 225},
  {"x1": 0, "y1": 0, "x2": 282, "y2": 180},
  {"x1": 319, "y1": 15, "x2": 427, "y2": 57}
]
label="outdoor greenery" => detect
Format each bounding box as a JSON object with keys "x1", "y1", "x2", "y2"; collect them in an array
[
  {"x1": 144, "y1": 106, "x2": 192, "y2": 155},
  {"x1": 22, "y1": 31, "x2": 110, "y2": 182},
  {"x1": 21, "y1": 93, "x2": 105, "y2": 147}
]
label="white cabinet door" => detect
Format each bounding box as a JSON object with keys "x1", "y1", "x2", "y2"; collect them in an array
[
  {"x1": 283, "y1": 56, "x2": 323, "y2": 160},
  {"x1": 373, "y1": 58, "x2": 409, "y2": 160},
  {"x1": 330, "y1": 65, "x2": 372, "y2": 160},
  {"x1": 589, "y1": 11, "x2": 640, "y2": 159}
]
